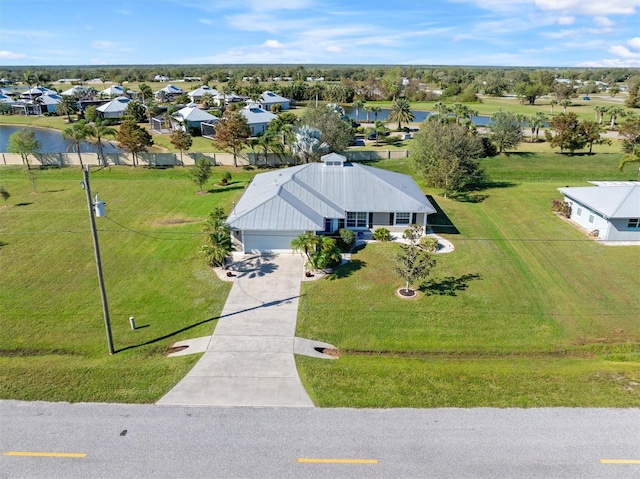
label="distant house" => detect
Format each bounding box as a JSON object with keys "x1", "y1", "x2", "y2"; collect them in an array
[
  {"x1": 188, "y1": 85, "x2": 219, "y2": 103},
  {"x1": 37, "y1": 93, "x2": 62, "y2": 114},
  {"x1": 61, "y1": 85, "x2": 87, "y2": 97},
  {"x1": 96, "y1": 96, "x2": 132, "y2": 119},
  {"x1": 20, "y1": 86, "x2": 55, "y2": 99},
  {"x1": 558, "y1": 182, "x2": 640, "y2": 243},
  {"x1": 0, "y1": 93, "x2": 16, "y2": 104},
  {"x1": 99, "y1": 85, "x2": 125, "y2": 97},
  {"x1": 213, "y1": 92, "x2": 244, "y2": 107},
  {"x1": 226, "y1": 153, "x2": 436, "y2": 253},
  {"x1": 259, "y1": 90, "x2": 290, "y2": 111},
  {"x1": 171, "y1": 106, "x2": 218, "y2": 133},
  {"x1": 155, "y1": 84, "x2": 184, "y2": 99},
  {"x1": 154, "y1": 75, "x2": 170, "y2": 82},
  {"x1": 240, "y1": 103, "x2": 277, "y2": 136}
]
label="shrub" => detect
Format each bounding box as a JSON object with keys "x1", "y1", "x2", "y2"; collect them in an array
[
  {"x1": 373, "y1": 227, "x2": 391, "y2": 241},
  {"x1": 337, "y1": 228, "x2": 356, "y2": 252},
  {"x1": 420, "y1": 236, "x2": 440, "y2": 252},
  {"x1": 221, "y1": 171, "x2": 232, "y2": 185},
  {"x1": 552, "y1": 199, "x2": 572, "y2": 217}
]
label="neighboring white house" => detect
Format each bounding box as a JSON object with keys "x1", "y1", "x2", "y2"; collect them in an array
[
  {"x1": 99, "y1": 85, "x2": 125, "y2": 97},
  {"x1": 558, "y1": 182, "x2": 640, "y2": 243},
  {"x1": 171, "y1": 106, "x2": 218, "y2": 132},
  {"x1": 226, "y1": 153, "x2": 437, "y2": 253},
  {"x1": 259, "y1": 90, "x2": 290, "y2": 111},
  {"x1": 155, "y1": 84, "x2": 184, "y2": 99},
  {"x1": 37, "y1": 93, "x2": 62, "y2": 114},
  {"x1": 19, "y1": 86, "x2": 55, "y2": 99},
  {"x1": 188, "y1": 85, "x2": 218, "y2": 103},
  {"x1": 61, "y1": 85, "x2": 87, "y2": 97},
  {"x1": 96, "y1": 96, "x2": 131, "y2": 118},
  {"x1": 240, "y1": 103, "x2": 277, "y2": 136}
]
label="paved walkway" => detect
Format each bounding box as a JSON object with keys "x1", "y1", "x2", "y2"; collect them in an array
[{"x1": 158, "y1": 254, "x2": 314, "y2": 407}]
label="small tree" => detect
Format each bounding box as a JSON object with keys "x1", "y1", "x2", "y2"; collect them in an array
[
  {"x1": 201, "y1": 211, "x2": 232, "y2": 268},
  {"x1": 0, "y1": 186, "x2": 10, "y2": 207},
  {"x1": 7, "y1": 129, "x2": 41, "y2": 192},
  {"x1": 393, "y1": 224, "x2": 436, "y2": 295},
  {"x1": 489, "y1": 110, "x2": 524, "y2": 153},
  {"x1": 212, "y1": 110, "x2": 251, "y2": 167},
  {"x1": 190, "y1": 157, "x2": 212, "y2": 193},
  {"x1": 169, "y1": 129, "x2": 192, "y2": 164},
  {"x1": 62, "y1": 120, "x2": 91, "y2": 167},
  {"x1": 117, "y1": 119, "x2": 154, "y2": 167}
]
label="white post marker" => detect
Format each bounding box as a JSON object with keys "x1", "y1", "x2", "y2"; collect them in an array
[{"x1": 129, "y1": 316, "x2": 136, "y2": 330}]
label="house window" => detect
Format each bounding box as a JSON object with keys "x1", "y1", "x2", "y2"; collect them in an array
[
  {"x1": 588, "y1": 214, "x2": 594, "y2": 223},
  {"x1": 346, "y1": 211, "x2": 367, "y2": 228},
  {"x1": 395, "y1": 212, "x2": 411, "y2": 225},
  {"x1": 628, "y1": 219, "x2": 640, "y2": 229},
  {"x1": 576, "y1": 207, "x2": 582, "y2": 216}
]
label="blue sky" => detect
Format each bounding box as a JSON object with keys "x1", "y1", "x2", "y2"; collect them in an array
[{"x1": 1, "y1": 0, "x2": 639, "y2": 67}]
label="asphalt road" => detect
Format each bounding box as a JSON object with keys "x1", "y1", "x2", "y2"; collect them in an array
[{"x1": 1, "y1": 401, "x2": 639, "y2": 478}]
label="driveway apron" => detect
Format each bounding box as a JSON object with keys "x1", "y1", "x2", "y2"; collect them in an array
[{"x1": 158, "y1": 254, "x2": 313, "y2": 407}]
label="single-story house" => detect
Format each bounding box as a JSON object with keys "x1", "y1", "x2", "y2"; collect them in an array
[
  {"x1": 188, "y1": 85, "x2": 218, "y2": 103},
  {"x1": 240, "y1": 103, "x2": 277, "y2": 136},
  {"x1": 213, "y1": 92, "x2": 244, "y2": 107},
  {"x1": 259, "y1": 90, "x2": 290, "y2": 111},
  {"x1": 19, "y1": 86, "x2": 55, "y2": 99},
  {"x1": 155, "y1": 84, "x2": 184, "y2": 99},
  {"x1": 0, "y1": 93, "x2": 16, "y2": 104},
  {"x1": 171, "y1": 106, "x2": 218, "y2": 132},
  {"x1": 558, "y1": 181, "x2": 640, "y2": 242},
  {"x1": 61, "y1": 85, "x2": 87, "y2": 97},
  {"x1": 226, "y1": 153, "x2": 437, "y2": 253},
  {"x1": 37, "y1": 93, "x2": 62, "y2": 113},
  {"x1": 96, "y1": 96, "x2": 132, "y2": 119},
  {"x1": 99, "y1": 85, "x2": 125, "y2": 97}
]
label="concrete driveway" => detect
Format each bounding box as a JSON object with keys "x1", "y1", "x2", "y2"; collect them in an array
[{"x1": 158, "y1": 254, "x2": 313, "y2": 407}]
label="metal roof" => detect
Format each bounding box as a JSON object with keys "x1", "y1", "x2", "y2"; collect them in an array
[
  {"x1": 227, "y1": 154, "x2": 436, "y2": 231},
  {"x1": 239, "y1": 105, "x2": 277, "y2": 125},
  {"x1": 558, "y1": 185, "x2": 640, "y2": 219},
  {"x1": 259, "y1": 90, "x2": 289, "y2": 104},
  {"x1": 96, "y1": 96, "x2": 130, "y2": 113},
  {"x1": 173, "y1": 106, "x2": 217, "y2": 122},
  {"x1": 188, "y1": 86, "x2": 218, "y2": 98}
]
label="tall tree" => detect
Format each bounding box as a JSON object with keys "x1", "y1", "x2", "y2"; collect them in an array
[
  {"x1": 301, "y1": 103, "x2": 354, "y2": 153},
  {"x1": 138, "y1": 83, "x2": 153, "y2": 104},
  {"x1": 529, "y1": 111, "x2": 547, "y2": 142},
  {"x1": 169, "y1": 129, "x2": 193, "y2": 164},
  {"x1": 351, "y1": 99, "x2": 365, "y2": 123},
  {"x1": 57, "y1": 96, "x2": 77, "y2": 123},
  {"x1": 117, "y1": 119, "x2": 154, "y2": 167},
  {"x1": 62, "y1": 120, "x2": 91, "y2": 167},
  {"x1": 618, "y1": 116, "x2": 640, "y2": 154},
  {"x1": 7, "y1": 129, "x2": 41, "y2": 191},
  {"x1": 212, "y1": 110, "x2": 251, "y2": 167},
  {"x1": 411, "y1": 121, "x2": 485, "y2": 196},
  {"x1": 86, "y1": 120, "x2": 116, "y2": 166},
  {"x1": 545, "y1": 113, "x2": 585, "y2": 154},
  {"x1": 125, "y1": 99, "x2": 147, "y2": 123},
  {"x1": 489, "y1": 110, "x2": 524, "y2": 153},
  {"x1": 387, "y1": 97, "x2": 414, "y2": 130},
  {"x1": 549, "y1": 99, "x2": 558, "y2": 114},
  {"x1": 618, "y1": 146, "x2": 640, "y2": 180},
  {"x1": 580, "y1": 121, "x2": 610, "y2": 154},
  {"x1": 606, "y1": 106, "x2": 625, "y2": 131}
]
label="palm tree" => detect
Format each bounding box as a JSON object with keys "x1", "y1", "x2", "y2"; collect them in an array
[
  {"x1": 86, "y1": 121, "x2": 116, "y2": 166},
  {"x1": 594, "y1": 105, "x2": 607, "y2": 124},
  {"x1": 202, "y1": 214, "x2": 232, "y2": 268},
  {"x1": 529, "y1": 112, "x2": 547, "y2": 142},
  {"x1": 290, "y1": 232, "x2": 318, "y2": 264},
  {"x1": 451, "y1": 103, "x2": 477, "y2": 124},
  {"x1": 62, "y1": 120, "x2": 91, "y2": 167},
  {"x1": 369, "y1": 105, "x2": 382, "y2": 123},
  {"x1": 257, "y1": 130, "x2": 284, "y2": 166},
  {"x1": 291, "y1": 126, "x2": 329, "y2": 164},
  {"x1": 139, "y1": 83, "x2": 153, "y2": 105},
  {"x1": 559, "y1": 99, "x2": 572, "y2": 113},
  {"x1": 363, "y1": 105, "x2": 372, "y2": 123},
  {"x1": 607, "y1": 106, "x2": 625, "y2": 131},
  {"x1": 351, "y1": 100, "x2": 365, "y2": 123},
  {"x1": 433, "y1": 101, "x2": 451, "y2": 115},
  {"x1": 371, "y1": 120, "x2": 387, "y2": 146},
  {"x1": 618, "y1": 146, "x2": 640, "y2": 180},
  {"x1": 387, "y1": 98, "x2": 414, "y2": 130},
  {"x1": 549, "y1": 99, "x2": 558, "y2": 114},
  {"x1": 56, "y1": 97, "x2": 76, "y2": 123}
]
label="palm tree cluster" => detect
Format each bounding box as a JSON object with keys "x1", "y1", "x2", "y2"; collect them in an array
[
  {"x1": 290, "y1": 233, "x2": 342, "y2": 272},
  {"x1": 201, "y1": 207, "x2": 233, "y2": 268}
]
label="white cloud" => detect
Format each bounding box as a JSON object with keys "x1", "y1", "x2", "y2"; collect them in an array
[
  {"x1": 264, "y1": 39, "x2": 284, "y2": 48},
  {"x1": 593, "y1": 16, "x2": 614, "y2": 27},
  {"x1": 608, "y1": 44, "x2": 640, "y2": 58},
  {"x1": 246, "y1": 0, "x2": 313, "y2": 11},
  {"x1": 557, "y1": 16, "x2": 575, "y2": 25},
  {"x1": 0, "y1": 50, "x2": 26, "y2": 59},
  {"x1": 91, "y1": 40, "x2": 119, "y2": 50},
  {"x1": 628, "y1": 37, "x2": 640, "y2": 50},
  {"x1": 534, "y1": 0, "x2": 639, "y2": 15},
  {"x1": 199, "y1": 18, "x2": 215, "y2": 25},
  {"x1": 325, "y1": 45, "x2": 342, "y2": 53}
]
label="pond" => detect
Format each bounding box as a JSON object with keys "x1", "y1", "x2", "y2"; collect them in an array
[
  {"x1": 342, "y1": 107, "x2": 491, "y2": 126},
  {"x1": 0, "y1": 125, "x2": 121, "y2": 154}
]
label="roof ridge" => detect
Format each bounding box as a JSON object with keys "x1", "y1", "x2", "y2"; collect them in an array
[{"x1": 612, "y1": 185, "x2": 639, "y2": 217}]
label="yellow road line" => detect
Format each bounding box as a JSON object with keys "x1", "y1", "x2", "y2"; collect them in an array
[
  {"x1": 600, "y1": 459, "x2": 640, "y2": 464},
  {"x1": 298, "y1": 458, "x2": 378, "y2": 464},
  {"x1": 3, "y1": 451, "x2": 86, "y2": 458}
]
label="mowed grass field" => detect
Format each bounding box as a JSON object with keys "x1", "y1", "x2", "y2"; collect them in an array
[
  {"x1": 0, "y1": 165, "x2": 252, "y2": 402},
  {"x1": 296, "y1": 150, "x2": 640, "y2": 407}
]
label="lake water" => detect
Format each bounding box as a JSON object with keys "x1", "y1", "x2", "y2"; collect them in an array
[
  {"x1": 343, "y1": 107, "x2": 491, "y2": 126},
  {"x1": 0, "y1": 125, "x2": 121, "y2": 153}
]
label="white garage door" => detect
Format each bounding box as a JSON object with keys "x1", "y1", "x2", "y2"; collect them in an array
[{"x1": 242, "y1": 230, "x2": 305, "y2": 253}]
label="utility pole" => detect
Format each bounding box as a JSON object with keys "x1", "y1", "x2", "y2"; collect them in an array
[{"x1": 82, "y1": 165, "x2": 114, "y2": 354}]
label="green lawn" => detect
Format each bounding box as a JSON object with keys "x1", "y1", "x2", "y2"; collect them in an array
[
  {"x1": 0, "y1": 165, "x2": 253, "y2": 402},
  {"x1": 296, "y1": 151, "x2": 640, "y2": 407}
]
